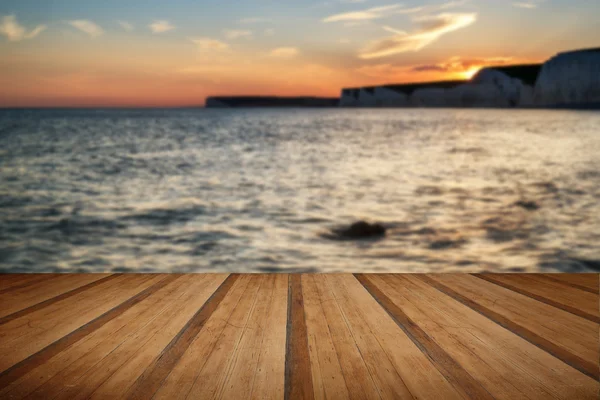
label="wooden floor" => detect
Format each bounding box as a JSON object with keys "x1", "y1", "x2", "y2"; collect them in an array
[{"x1": 0, "y1": 274, "x2": 598, "y2": 399}]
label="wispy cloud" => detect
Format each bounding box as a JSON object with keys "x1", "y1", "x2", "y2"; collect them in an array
[
  {"x1": 323, "y1": 5, "x2": 405, "y2": 23},
  {"x1": 191, "y1": 37, "x2": 230, "y2": 51},
  {"x1": 323, "y1": 1, "x2": 471, "y2": 23},
  {"x1": 264, "y1": 28, "x2": 275, "y2": 36},
  {"x1": 117, "y1": 20, "x2": 134, "y2": 31},
  {"x1": 0, "y1": 15, "x2": 46, "y2": 41},
  {"x1": 434, "y1": 0, "x2": 471, "y2": 10},
  {"x1": 513, "y1": 0, "x2": 546, "y2": 9},
  {"x1": 269, "y1": 47, "x2": 300, "y2": 58},
  {"x1": 359, "y1": 12, "x2": 477, "y2": 59},
  {"x1": 149, "y1": 20, "x2": 175, "y2": 33},
  {"x1": 223, "y1": 29, "x2": 252, "y2": 39},
  {"x1": 68, "y1": 20, "x2": 104, "y2": 37}
]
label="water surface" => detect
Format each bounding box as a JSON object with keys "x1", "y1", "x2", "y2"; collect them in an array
[{"x1": 1, "y1": 108, "x2": 598, "y2": 272}]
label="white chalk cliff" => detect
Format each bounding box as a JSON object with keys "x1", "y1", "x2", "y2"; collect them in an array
[
  {"x1": 339, "y1": 47, "x2": 599, "y2": 108},
  {"x1": 339, "y1": 66, "x2": 539, "y2": 108},
  {"x1": 533, "y1": 48, "x2": 600, "y2": 107}
]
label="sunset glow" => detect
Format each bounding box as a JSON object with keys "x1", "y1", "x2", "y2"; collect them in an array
[
  {"x1": 1, "y1": 0, "x2": 598, "y2": 107},
  {"x1": 462, "y1": 67, "x2": 481, "y2": 80}
]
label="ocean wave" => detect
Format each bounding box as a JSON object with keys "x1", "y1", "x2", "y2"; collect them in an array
[{"x1": 0, "y1": 108, "x2": 598, "y2": 272}]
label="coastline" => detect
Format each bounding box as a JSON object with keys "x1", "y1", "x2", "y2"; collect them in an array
[{"x1": 204, "y1": 47, "x2": 600, "y2": 110}]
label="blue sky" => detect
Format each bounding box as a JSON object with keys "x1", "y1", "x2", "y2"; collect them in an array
[{"x1": 1, "y1": 0, "x2": 598, "y2": 106}]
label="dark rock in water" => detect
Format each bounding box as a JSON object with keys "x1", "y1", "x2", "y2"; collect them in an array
[
  {"x1": 574, "y1": 259, "x2": 600, "y2": 272},
  {"x1": 539, "y1": 258, "x2": 600, "y2": 272},
  {"x1": 331, "y1": 221, "x2": 386, "y2": 240},
  {"x1": 514, "y1": 200, "x2": 540, "y2": 211}
]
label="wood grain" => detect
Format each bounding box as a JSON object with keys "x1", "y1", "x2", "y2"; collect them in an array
[
  {"x1": 356, "y1": 274, "x2": 494, "y2": 400},
  {"x1": 369, "y1": 274, "x2": 547, "y2": 400},
  {"x1": 302, "y1": 275, "x2": 350, "y2": 400},
  {"x1": 329, "y1": 274, "x2": 463, "y2": 400},
  {"x1": 475, "y1": 274, "x2": 600, "y2": 322},
  {"x1": 249, "y1": 274, "x2": 288, "y2": 400},
  {"x1": 285, "y1": 274, "x2": 314, "y2": 400},
  {"x1": 406, "y1": 275, "x2": 598, "y2": 399},
  {"x1": 125, "y1": 274, "x2": 237, "y2": 400},
  {"x1": 0, "y1": 275, "x2": 117, "y2": 325},
  {"x1": 0, "y1": 273, "x2": 597, "y2": 400},
  {"x1": 48, "y1": 274, "x2": 228, "y2": 400},
  {"x1": 0, "y1": 275, "x2": 62, "y2": 295},
  {"x1": 537, "y1": 274, "x2": 599, "y2": 294},
  {"x1": 422, "y1": 274, "x2": 599, "y2": 380},
  {"x1": 0, "y1": 274, "x2": 190, "y2": 399},
  {"x1": 419, "y1": 275, "x2": 600, "y2": 379},
  {"x1": 0, "y1": 275, "x2": 176, "y2": 389}
]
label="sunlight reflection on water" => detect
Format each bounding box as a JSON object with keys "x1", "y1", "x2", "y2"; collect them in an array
[{"x1": 0, "y1": 108, "x2": 599, "y2": 272}]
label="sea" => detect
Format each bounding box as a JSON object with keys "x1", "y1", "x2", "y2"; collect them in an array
[{"x1": 1, "y1": 108, "x2": 599, "y2": 273}]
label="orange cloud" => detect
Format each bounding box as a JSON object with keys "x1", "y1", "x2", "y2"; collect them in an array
[
  {"x1": 411, "y1": 56, "x2": 514, "y2": 73},
  {"x1": 355, "y1": 55, "x2": 533, "y2": 83}
]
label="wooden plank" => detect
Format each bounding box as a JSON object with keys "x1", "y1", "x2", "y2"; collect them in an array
[
  {"x1": 0, "y1": 275, "x2": 65, "y2": 295},
  {"x1": 539, "y1": 274, "x2": 599, "y2": 294},
  {"x1": 302, "y1": 275, "x2": 350, "y2": 400},
  {"x1": 424, "y1": 274, "x2": 599, "y2": 379},
  {"x1": 0, "y1": 275, "x2": 56, "y2": 293},
  {"x1": 285, "y1": 274, "x2": 314, "y2": 400},
  {"x1": 0, "y1": 275, "x2": 30, "y2": 291},
  {"x1": 328, "y1": 274, "x2": 463, "y2": 400},
  {"x1": 0, "y1": 276, "x2": 165, "y2": 365},
  {"x1": 0, "y1": 275, "x2": 113, "y2": 319},
  {"x1": 124, "y1": 273, "x2": 237, "y2": 400},
  {"x1": 0, "y1": 274, "x2": 188, "y2": 399},
  {"x1": 183, "y1": 274, "x2": 264, "y2": 399},
  {"x1": 324, "y1": 275, "x2": 411, "y2": 399},
  {"x1": 248, "y1": 274, "x2": 288, "y2": 400},
  {"x1": 17, "y1": 275, "x2": 193, "y2": 399},
  {"x1": 151, "y1": 274, "x2": 253, "y2": 399},
  {"x1": 219, "y1": 275, "x2": 274, "y2": 399},
  {"x1": 88, "y1": 274, "x2": 228, "y2": 399},
  {"x1": 370, "y1": 274, "x2": 551, "y2": 400},
  {"x1": 0, "y1": 275, "x2": 117, "y2": 325},
  {"x1": 356, "y1": 274, "x2": 494, "y2": 400},
  {"x1": 475, "y1": 274, "x2": 600, "y2": 322},
  {"x1": 43, "y1": 274, "x2": 228, "y2": 400},
  {"x1": 401, "y1": 275, "x2": 598, "y2": 399},
  {"x1": 0, "y1": 273, "x2": 598, "y2": 400},
  {"x1": 0, "y1": 275, "x2": 164, "y2": 371},
  {"x1": 542, "y1": 273, "x2": 599, "y2": 290},
  {"x1": 219, "y1": 274, "x2": 287, "y2": 400},
  {"x1": 0, "y1": 275, "x2": 176, "y2": 390},
  {"x1": 313, "y1": 275, "x2": 381, "y2": 400}
]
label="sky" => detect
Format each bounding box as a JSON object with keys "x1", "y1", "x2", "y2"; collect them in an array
[{"x1": 0, "y1": 0, "x2": 598, "y2": 107}]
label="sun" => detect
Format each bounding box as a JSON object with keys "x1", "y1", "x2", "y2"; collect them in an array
[{"x1": 462, "y1": 67, "x2": 481, "y2": 80}]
